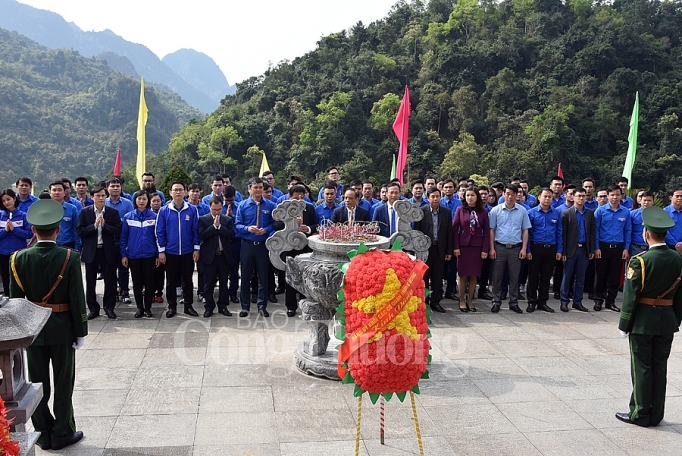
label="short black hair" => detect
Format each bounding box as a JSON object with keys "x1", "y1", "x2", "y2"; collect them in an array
[
  {"x1": 74, "y1": 177, "x2": 89, "y2": 186},
  {"x1": 323, "y1": 181, "x2": 338, "y2": 191},
  {"x1": 247, "y1": 177, "x2": 264, "y2": 187},
  {"x1": 142, "y1": 172, "x2": 155, "y2": 179},
  {"x1": 426, "y1": 187, "x2": 441, "y2": 197},
  {"x1": 288, "y1": 175, "x2": 302, "y2": 184},
  {"x1": 349, "y1": 179, "x2": 363, "y2": 187},
  {"x1": 289, "y1": 185, "x2": 306, "y2": 196},
  {"x1": 61, "y1": 177, "x2": 72, "y2": 187},
  {"x1": 49, "y1": 181, "x2": 66, "y2": 191},
  {"x1": 223, "y1": 186, "x2": 236, "y2": 198},
  {"x1": 107, "y1": 177, "x2": 122, "y2": 187},
  {"x1": 386, "y1": 182, "x2": 401, "y2": 191},
  {"x1": 188, "y1": 183, "x2": 202, "y2": 192},
  {"x1": 209, "y1": 196, "x2": 223, "y2": 206},
  {"x1": 90, "y1": 186, "x2": 106, "y2": 196},
  {"x1": 550, "y1": 175, "x2": 565, "y2": 185},
  {"x1": 582, "y1": 177, "x2": 595, "y2": 186},
  {"x1": 509, "y1": 176, "x2": 521, "y2": 183},
  {"x1": 607, "y1": 184, "x2": 621, "y2": 195},
  {"x1": 564, "y1": 184, "x2": 577, "y2": 192},
  {"x1": 504, "y1": 184, "x2": 519, "y2": 193},
  {"x1": 15, "y1": 176, "x2": 32, "y2": 187},
  {"x1": 212, "y1": 175, "x2": 224, "y2": 183},
  {"x1": 617, "y1": 176, "x2": 629, "y2": 184},
  {"x1": 326, "y1": 166, "x2": 338, "y2": 174},
  {"x1": 262, "y1": 170, "x2": 274, "y2": 177},
  {"x1": 539, "y1": 187, "x2": 553, "y2": 196},
  {"x1": 170, "y1": 181, "x2": 187, "y2": 191},
  {"x1": 412, "y1": 179, "x2": 424, "y2": 188},
  {"x1": 132, "y1": 189, "x2": 151, "y2": 208}
]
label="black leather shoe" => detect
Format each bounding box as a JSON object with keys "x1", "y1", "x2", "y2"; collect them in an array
[
  {"x1": 615, "y1": 412, "x2": 649, "y2": 427},
  {"x1": 203, "y1": 310, "x2": 213, "y2": 318},
  {"x1": 250, "y1": 293, "x2": 257, "y2": 303},
  {"x1": 220, "y1": 308, "x2": 232, "y2": 317},
  {"x1": 491, "y1": 303, "x2": 501, "y2": 313},
  {"x1": 259, "y1": 309, "x2": 270, "y2": 317},
  {"x1": 144, "y1": 310, "x2": 153, "y2": 318},
  {"x1": 239, "y1": 310, "x2": 248, "y2": 317},
  {"x1": 51, "y1": 431, "x2": 83, "y2": 451},
  {"x1": 593, "y1": 301, "x2": 603, "y2": 311},
  {"x1": 560, "y1": 304, "x2": 569, "y2": 312},
  {"x1": 553, "y1": 292, "x2": 561, "y2": 300},
  {"x1": 431, "y1": 303, "x2": 446, "y2": 313},
  {"x1": 518, "y1": 293, "x2": 526, "y2": 301},
  {"x1": 537, "y1": 303, "x2": 554, "y2": 313},
  {"x1": 166, "y1": 308, "x2": 177, "y2": 318},
  {"x1": 105, "y1": 310, "x2": 116, "y2": 319},
  {"x1": 478, "y1": 291, "x2": 493, "y2": 300},
  {"x1": 134, "y1": 309, "x2": 143, "y2": 318},
  {"x1": 286, "y1": 309, "x2": 296, "y2": 317},
  {"x1": 87, "y1": 311, "x2": 99, "y2": 320},
  {"x1": 230, "y1": 295, "x2": 240, "y2": 303},
  {"x1": 500, "y1": 293, "x2": 507, "y2": 301},
  {"x1": 572, "y1": 304, "x2": 589, "y2": 312},
  {"x1": 509, "y1": 305, "x2": 523, "y2": 314},
  {"x1": 606, "y1": 303, "x2": 621, "y2": 312},
  {"x1": 526, "y1": 304, "x2": 535, "y2": 313},
  {"x1": 275, "y1": 286, "x2": 285, "y2": 294},
  {"x1": 268, "y1": 294, "x2": 278, "y2": 303},
  {"x1": 184, "y1": 306, "x2": 199, "y2": 317}
]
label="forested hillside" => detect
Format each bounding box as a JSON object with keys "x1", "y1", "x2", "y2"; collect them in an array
[
  {"x1": 160, "y1": 0, "x2": 682, "y2": 194},
  {"x1": 0, "y1": 28, "x2": 202, "y2": 190}
]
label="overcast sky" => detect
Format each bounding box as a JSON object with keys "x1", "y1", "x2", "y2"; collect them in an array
[{"x1": 18, "y1": 0, "x2": 400, "y2": 85}]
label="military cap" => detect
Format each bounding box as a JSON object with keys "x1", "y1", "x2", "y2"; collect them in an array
[
  {"x1": 27, "y1": 199, "x2": 64, "y2": 230},
  {"x1": 642, "y1": 206, "x2": 675, "y2": 234}
]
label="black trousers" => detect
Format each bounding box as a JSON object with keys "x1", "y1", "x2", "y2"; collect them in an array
[
  {"x1": 203, "y1": 253, "x2": 230, "y2": 311},
  {"x1": 425, "y1": 243, "x2": 445, "y2": 305},
  {"x1": 527, "y1": 244, "x2": 557, "y2": 305},
  {"x1": 155, "y1": 263, "x2": 165, "y2": 297},
  {"x1": 165, "y1": 253, "x2": 195, "y2": 308},
  {"x1": 595, "y1": 244, "x2": 623, "y2": 305},
  {"x1": 584, "y1": 258, "x2": 596, "y2": 294},
  {"x1": 552, "y1": 259, "x2": 563, "y2": 293},
  {"x1": 240, "y1": 241, "x2": 270, "y2": 310},
  {"x1": 629, "y1": 333, "x2": 674, "y2": 426},
  {"x1": 85, "y1": 248, "x2": 117, "y2": 313},
  {"x1": 128, "y1": 256, "x2": 156, "y2": 310},
  {"x1": 478, "y1": 257, "x2": 492, "y2": 296}
]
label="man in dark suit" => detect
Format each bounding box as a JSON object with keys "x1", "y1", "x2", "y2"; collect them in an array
[
  {"x1": 372, "y1": 182, "x2": 401, "y2": 237},
  {"x1": 76, "y1": 186, "x2": 122, "y2": 319},
  {"x1": 10, "y1": 199, "x2": 88, "y2": 451},
  {"x1": 414, "y1": 187, "x2": 453, "y2": 313},
  {"x1": 560, "y1": 187, "x2": 596, "y2": 312},
  {"x1": 331, "y1": 188, "x2": 371, "y2": 224},
  {"x1": 616, "y1": 206, "x2": 682, "y2": 427},
  {"x1": 283, "y1": 185, "x2": 318, "y2": 316},
  {"x1": 198, "y1": 196, "x2": 235, "y2": 317}
]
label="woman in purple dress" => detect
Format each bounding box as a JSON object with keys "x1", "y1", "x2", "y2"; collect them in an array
[{"x1": 453, "y1": 186, "x2": 490, "y2": 312}]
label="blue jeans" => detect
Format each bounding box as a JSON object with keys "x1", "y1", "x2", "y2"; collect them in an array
[{"x1": 561, "y1": 246, "x2": 588, "y2": 306}]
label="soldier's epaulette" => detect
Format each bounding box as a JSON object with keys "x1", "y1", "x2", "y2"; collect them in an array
[{"x1": 631, "y1": 250, "x2": 647, "y2": 259}]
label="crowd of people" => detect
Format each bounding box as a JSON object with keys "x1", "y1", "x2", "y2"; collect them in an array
[{"x1": 2, "y1": 169, "x2": 682, "y2": 320}]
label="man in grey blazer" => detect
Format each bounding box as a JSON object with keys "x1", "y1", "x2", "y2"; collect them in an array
[{"x1": 560, "y1": 187, "x2": 596, "y2": 312}]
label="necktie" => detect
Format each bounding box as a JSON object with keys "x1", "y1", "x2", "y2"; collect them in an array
[
  {"x1": 390, "y1": 207, "x2": 396, "y2": 234},
  {"x1": 216, "y1": 217, "x2": 223, "y2": 253},
  {"x1": 255, "y1": 201, "x2": 261, "y2": 228},
  {"x1": 349, "y1": 209, "x2": 354, "y2": 224}
]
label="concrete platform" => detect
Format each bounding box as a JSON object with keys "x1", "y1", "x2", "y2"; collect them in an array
[{"x1": 29, "y1": 280, "x2": 682, "y2": 455}]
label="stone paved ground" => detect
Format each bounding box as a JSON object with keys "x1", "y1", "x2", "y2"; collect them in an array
[{"x1": 31, "y1": 275, "x2": 682, "y2": 455}]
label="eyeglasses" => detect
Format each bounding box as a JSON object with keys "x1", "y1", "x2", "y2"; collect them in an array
[
  {"x1": 597, "y1": 195, "x2": 608, "y2": 198},
  {"x1": 574, "y1": 195, "x2": 586, "y2": 198},
  {"x1": 171, "y1": 188, "x2": 184, "y2": 192}
]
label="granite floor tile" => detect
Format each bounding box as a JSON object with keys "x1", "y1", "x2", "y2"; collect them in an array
[
  {"x1": 512, "y1": 355, "x2": 590, "y2": 377},
  {"x1": 193, "y1": 444, "x2": 281, "y2": 455},
  {"x1": 546, "y1": 338, "x2": 620, "y2": 357},
  {"x1": 200, "y1": 386, "x2": 274, "y2": 413},
  {"x1": 194, "y1": 412, "x2": 277, "y2": 446},
  {"x1": 273, "y1": 384, "x2": 349, "y2": 411},
  {"x1": 103, "y1": 447, "x2": 192, "y2": 455},
  {"x1": 279, "y1": 440, "x2": 367, "y2": 456},
  {"x1": 88, "y1": 332, "x2": 154, "y2": 350},
  {"x1": 121, "y1": 387, "x2": 201, "y2": 414},
  {"x1": 274, "y1": 409, "x2": 357, "y2": 443},
  {"x1": 471, "y1": 376, "x2": 559, "y2": 403},
  {"x1": 524, "y1": 429, "x2": 628, "y2": 456},
  {"x1": 140, "y1": 347, "x2": 207, "y2": 367},
  {"x1": 565, "y1": 323, "x2": 622, "y2": 340},
  {"x1": 131, "y1": 365, "x2": 204, "y2": 389},
  {"x1": 107, "y1": 414, "x2": 198, "y2": 448},
  {"x1": 517, "y1": 323, "x2": 587, "y2": 340},
  {"x1": 564, "y1": 398, "x2": 632, "y2": 429},
  {"x1": 425, "y1": 404, "x2": 517, "y2": 436},
  {"x1": 455, "y1": 357, "x2": 528, "y2": 379},
  {"x1": 488, "y1": 339, "x2": 563, "y2": 358},
  {"x1": 354, "y1": 402, "x2": 439, "y2": 440},
  {"x1": 75, "y1": 368, "x2": 138, "y2": 390},
  {"x1": 444, "y1": 432, "x2": 542, "y2": 456},
  {"x1": 536, "y1": 375, "x2": 624, "y2": 401},
  {"x1": 202, "y1": 364, "x2": 276, "y2": 387},
  {"x1": 599, "y1": 425, "x2": 682, "y2": 455},
  {"x1": 73, "y1": 389, "x2": 128, "y2": 416},
  {"x1": 497, "y1": 400, "x2": 593, "y2": 432},
  {"x1": 415, "y1": 377, "x2": 489, "y2": 407},
  {"x1": 362, "y1": 436, "x2": 455, "y2": 455},
  {"x1": 569, "y1": 354, "x2": 631, "y2": 376},
  {"x1": 471, "y1": 325, "x2": 537, "y2": 341},
  {"x1": 77, "y1": 349, "x2": 146, "y2": 368},
  {"x1": 149, "y1": 331, "x2": 209, "y2": 349},
  {"x1": 98, "y1": 318, "x2": 160, "y2": 333}
]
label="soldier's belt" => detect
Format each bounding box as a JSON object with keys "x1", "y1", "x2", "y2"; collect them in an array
[
  {"x1": 638, "y1": 298, "x2": 673, "y2": 307},
  {"x1": 33, "y1": 302, "x2": 71, "y2": 312}
]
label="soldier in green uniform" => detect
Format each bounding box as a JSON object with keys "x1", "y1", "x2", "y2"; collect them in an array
[
  {"x1": 9, "y1": 199, "x2": 88, "y2": 450},
  {"x1": 616, "y1": 206, "x2": 682, "y2": 427}
]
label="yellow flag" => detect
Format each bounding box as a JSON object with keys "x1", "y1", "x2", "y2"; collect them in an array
[
  {"x1": 259, "y1": 151, "x2": 270, "y2": 177},
  {"x1": 136, "y1": 78, "x2": 148, "y2": 187}
]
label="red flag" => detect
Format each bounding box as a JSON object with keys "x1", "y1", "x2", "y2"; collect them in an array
[
  {"x1": 557, "y1": 163, "x2": 564, "y2": 180},
  {"x1": 392, "y1": 86, "x2": 410, "y2": 185},
  {"x1": 114, "y1": 149, "x2": 121, "y2": 176}
]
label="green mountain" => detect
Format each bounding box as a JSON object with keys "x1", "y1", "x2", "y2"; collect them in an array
[
  {"x1": 159, "y1": 0, "x2": 682, "y2": 194},
  {"x1": 0, "y1": 27, "x2": 202, "y2": 191}
]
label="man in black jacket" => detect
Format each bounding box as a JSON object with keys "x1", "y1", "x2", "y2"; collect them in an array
[
  {"x1": 414, "y1": 187, "x2": 453, "y2": 313},
  {"x1": 76, "y1": 186, "x2": 122, "y2": 319},
  {"x1": 560, "y1": 187, "x2": 596, "y2": 312},
  {"x1": 331, "y1": 188, "x2": 371, "y2": 224},
  {"x1": 198, "y1": 197, "x2": 235, "y2": 317}
]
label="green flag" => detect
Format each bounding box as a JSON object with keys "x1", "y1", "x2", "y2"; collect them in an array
[
  {"x1": 622, "y1": 92, "x2": 639, "y2": 184},
  {"x1": 390, "y1": 154, "x2": 396, "y2": 180}
]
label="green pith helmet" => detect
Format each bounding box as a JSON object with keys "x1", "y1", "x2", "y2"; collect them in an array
[{"x1": 26, "y1": 199, "x2": 64, "y2": 230}]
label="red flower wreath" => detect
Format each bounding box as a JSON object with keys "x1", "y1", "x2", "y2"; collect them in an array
[
  {"x1": 336, "y1": 241, "x2": 431, "y2": 403},
  {"x1": 0, "y1": 396, "x2": 20, "y2": 456}
]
